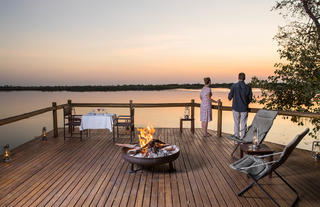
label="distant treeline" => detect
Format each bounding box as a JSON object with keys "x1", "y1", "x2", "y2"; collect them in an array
[{"x1": 0, "y1": 83, "x2": 233, "y2": 92}]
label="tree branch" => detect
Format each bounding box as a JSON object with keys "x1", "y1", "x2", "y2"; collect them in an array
[{"x1": 301, "y1": 0, "x2": 320, "y2": 40}]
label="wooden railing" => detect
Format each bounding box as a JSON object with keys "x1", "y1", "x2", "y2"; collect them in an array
[
  {"x1": 1, "y1": 99, "x2": 320, "y2": 139},
  {"x1": 0, "y1": 103, "x2": 66, "y2": 137}
]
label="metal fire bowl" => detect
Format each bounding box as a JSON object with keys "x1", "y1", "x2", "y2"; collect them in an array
[{"x1": 121, "y1": 147, "x2": 180, "y2": 167}]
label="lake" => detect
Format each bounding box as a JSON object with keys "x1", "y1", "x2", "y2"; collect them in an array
[{"x1": 0, "y1": 89, "x2": 315, "y2": 153}]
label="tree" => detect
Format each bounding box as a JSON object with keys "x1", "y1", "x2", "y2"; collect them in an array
[{"x1": 251, "y1": 0, "x2": 320, "y2": 137}]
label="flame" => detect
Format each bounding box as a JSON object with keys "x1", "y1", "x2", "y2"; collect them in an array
[{"x1": 137, "y1": 125, "x2": 155, "y2": 148}]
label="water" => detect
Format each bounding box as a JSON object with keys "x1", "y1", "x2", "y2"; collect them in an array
[{"x1": 0, "y1": 89, "x2": 315, "y2": 153}]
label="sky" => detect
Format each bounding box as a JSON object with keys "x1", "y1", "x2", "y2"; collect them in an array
[{"x1": 0, "y1": 0, "x2": 286, "y2": 85}]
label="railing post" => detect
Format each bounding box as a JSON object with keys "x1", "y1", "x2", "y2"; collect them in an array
[
  {"x1": 191, "y1": 99, "x2": 195, "y2": 134},
  {"x1": 67, "y1": 99, "x2": 73, "y2": 133},
  {"x1": 217, "y1": 100, "x2": 222, "y2": 137},
  {"x1": 52, "y1": 102, "x2": 58, "y2": 137},
  {"x1": 129, "y1": 100, "x2": 134, "y2": 139}
]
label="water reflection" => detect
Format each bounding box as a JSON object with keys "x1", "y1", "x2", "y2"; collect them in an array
[{"x1": 0, "y1": 89, "x2": 314, "y2": 153}]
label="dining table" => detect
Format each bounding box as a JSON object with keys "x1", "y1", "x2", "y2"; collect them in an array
[{"x1": 79, "y1": 113, "x2": 116, "y2": 132}]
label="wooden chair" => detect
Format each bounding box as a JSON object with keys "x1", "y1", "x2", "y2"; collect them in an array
[
  {"x1": 230, "y1": 128, "x2": 309, "y2": 207},
  {"x1": 63, "y1": 106, "x2": 83, "y2": 141},
  {"x1": 113, "y1": 107, "x2": 135, "y2": 143}
]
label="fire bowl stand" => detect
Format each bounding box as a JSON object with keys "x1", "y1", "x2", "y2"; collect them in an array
[
  {"x1": 129, "y1": 162, "x2": 175, "y2": 173},
  {"x1": 122, "y1": 147, "x2": 180, "y2": 174}
]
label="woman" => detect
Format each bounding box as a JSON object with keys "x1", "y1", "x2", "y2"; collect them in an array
[{"x1": 200, "y1": 77, "x2": 219, "y2": 137}]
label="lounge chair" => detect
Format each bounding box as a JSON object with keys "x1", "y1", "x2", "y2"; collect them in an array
[
  {"x1": 227, "y1": 109, "x2": 278, "y2": 158},
  {"x1": 230, "y1": 128, "x2": 309, "y2": 207}
]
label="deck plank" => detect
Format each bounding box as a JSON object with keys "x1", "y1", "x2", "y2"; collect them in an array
[
  {"x1": 163, "y1": 128, "x2": 173, "y2": 207},
  {"x1": 2, "y1": 135, "x2": 101, "y2": 206},
  {"x1": 0, "y1": 128, "x2": 319, "y2": 207},
  {"x1": 196, "y1": 130, "x2": 273, "y2": 207},
  {"x1": 178, "y1": 129, "x2": 219, "y2": 207}
]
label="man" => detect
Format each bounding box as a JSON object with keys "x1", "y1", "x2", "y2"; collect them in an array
[{"x1": 228, "y1": 72, "x2": 252, "y2": 139}]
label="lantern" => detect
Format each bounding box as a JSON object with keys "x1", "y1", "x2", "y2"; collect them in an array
[
  {"x1": 312, "y1": 141, "x2": 320, "y2": 160},
  {"x1": 3, "y1": 144, "x2": 10, "y2": 163},
  {"x1": 42, "y1": 127, "x2": 47, "y2": 141},
  {"x1": 184, "y1": 107, "x2": 191, "y2": 119},
  {"x1": 252, "y1": 128, "x2": 259, "y2": 150}
]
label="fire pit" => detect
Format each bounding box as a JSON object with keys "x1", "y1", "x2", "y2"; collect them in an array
[{"x1": 116, "y1": 126, "x2": 180, "y2": 173}]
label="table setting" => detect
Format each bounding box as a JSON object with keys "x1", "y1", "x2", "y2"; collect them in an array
[{"x1": 79, "y1": 108, "x2": 116, "y2": 132}]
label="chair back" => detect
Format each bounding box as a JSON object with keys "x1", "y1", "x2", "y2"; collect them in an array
[
  {"x1": 63, "y1": 106, "x2": 73, "y2": 123},
  {"x1": 243, "y1": 109, "x2": 278, "y2": 144},
  {"x1": 63, "y1": 106, "x2": 72, "y2": 117},
  {"x1": 271, "y1": 128, "x2": 309, "y2": 171},
  {"x1": 63, "y1": 106, "x2": 80, "y2": 123}
]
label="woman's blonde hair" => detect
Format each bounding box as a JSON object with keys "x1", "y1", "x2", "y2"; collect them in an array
[{"x1": 204, "y1": 77, "x2": 211, "y2": 85}]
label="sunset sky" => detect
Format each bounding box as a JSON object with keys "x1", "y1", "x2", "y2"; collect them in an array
[{"x1": 0, "y1": 0, "x2": 285, "y2": 85}]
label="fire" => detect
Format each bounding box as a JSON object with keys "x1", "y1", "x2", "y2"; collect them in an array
[
  {"x1": 137, "y1": 125, "x2": 155, "y2": 148},
  {"x1": 115, "y1": 125, "x2": 178, "y2": 158}
]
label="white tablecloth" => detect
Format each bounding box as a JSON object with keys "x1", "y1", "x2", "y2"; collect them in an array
[{"x1": 80, "y1": 113, "x2": 115, "y2": 132}]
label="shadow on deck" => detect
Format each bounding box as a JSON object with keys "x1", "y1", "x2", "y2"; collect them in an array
[{"x1": 0, "y1": 128, "x2": 319, "y2": 207}]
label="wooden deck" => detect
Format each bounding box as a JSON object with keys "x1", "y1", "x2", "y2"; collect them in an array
[{"x1": 0, "y1": 128, "x2": 319, "y2": 207}]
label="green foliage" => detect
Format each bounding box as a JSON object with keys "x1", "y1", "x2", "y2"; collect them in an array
[{"x1": 252, "y1": 0, "x2": 320, "y2": 138}]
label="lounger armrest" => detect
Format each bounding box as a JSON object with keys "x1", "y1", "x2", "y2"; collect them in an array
[
  {"x1": 256, "y1": 152, "x2": 283, "y2": 158},
  {"x1": 227, "y1": 135, "x2": 245, "y2": 143},
  {"x1": 239, "y1": 160, "x2": 278, "y2": 170}
]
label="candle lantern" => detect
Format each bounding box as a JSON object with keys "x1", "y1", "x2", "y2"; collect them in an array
[
  {"x1": 42, "y1": 127, "x2": 47, "y2": 141},
  {"x1": 312, "y1": 141, "x2": 320, "y2": 160},
  {"x1": 3, "y1": 144, "x2": 10, "y2": 163},
  {"x1": 252, "y1": 128, "x2": 259, "y2": 150},
  {"x1": 184, "y1": 107, "x2": 191, "y2": 119}
]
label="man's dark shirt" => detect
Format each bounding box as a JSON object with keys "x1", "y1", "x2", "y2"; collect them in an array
[{"x1": 228, "y1": 81, "x2": 252, "y2": 112}]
